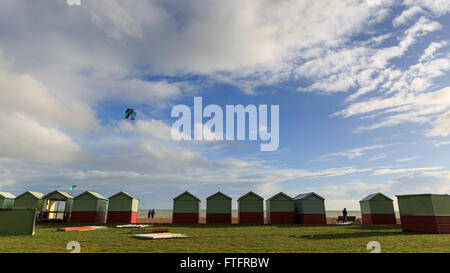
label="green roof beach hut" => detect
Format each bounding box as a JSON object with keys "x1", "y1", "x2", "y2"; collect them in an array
[
  {"x1": 206, "y1": 192, "x2": 232, "y2": 224},
  {"x1": 71, "y1": 191, "x2": 108, "y2": 223},
  {"x1": 107, "y1": 192, "x2": 139, "y2": 224},
  {"x1": 172, "y1": 191, "x2": 200, "y2": 224},
  {"x1": 294, "y1": 192, "x2": 326, "y2": 224},
  {"x1": 14, "y1": 191, "x2": 44, "y2": 213},
  {"x1": 0, "y1": 192, "x2": 15, "y2": 209},
  {"x1": 266, "y1": 192, "x2": 295, "y2": 224},
  {"x1": 359, "y1": 193, "x2": 396, "y2": 224},
  {"x1": 238, "y1": 191, "x2": 264, "y2": 224},
  {"x1": 397, "y1": 194, "x2": 450, "y2": 233}
]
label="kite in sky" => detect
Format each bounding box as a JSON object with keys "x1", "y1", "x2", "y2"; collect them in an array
[
  {"x1": 70, "y1": 185, "x2": 77, "y2": 191},
  {"x1": 125, "y1": 108, "x2": 137, "y2": 120}
]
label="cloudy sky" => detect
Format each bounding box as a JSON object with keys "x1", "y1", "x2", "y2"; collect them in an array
[{"x1": 0, "y1": 0, "x2": 450, "y2": 210}]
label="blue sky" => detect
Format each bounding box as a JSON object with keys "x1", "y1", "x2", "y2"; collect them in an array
[{"x1": 0, "y1": 0, "x2": 450, "y2": 210}]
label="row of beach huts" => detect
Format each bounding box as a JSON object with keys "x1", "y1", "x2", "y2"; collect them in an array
[
  {"x1": 1, "y1": 190, "x2": 449, "y2": 233},
  {"x1": 0, "y1": 190, "x2": 137, "y2": 224}
]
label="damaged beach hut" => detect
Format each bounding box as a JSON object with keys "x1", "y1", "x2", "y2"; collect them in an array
[{"x1": 39, "y1": 190, "x2": 74, "y2": 222}]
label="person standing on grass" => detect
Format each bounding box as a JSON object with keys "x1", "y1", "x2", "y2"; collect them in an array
[
  {"x1": 151, "y1": 209, "x2": 155, "y2": 219},
  {"x1": 148, "y1": 209, "x2": 152, "y2": 219},
  {"x1": 343, "y1": 208, "x2": 348, "y2": 223}
]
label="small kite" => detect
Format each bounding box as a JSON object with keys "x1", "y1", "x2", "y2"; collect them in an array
[
  {"x1": 70, "y1": 185, "x2": 77, "y2": 191},
  {"x1": 125, "y1": 108, "x2": 137, "y2": 120}
]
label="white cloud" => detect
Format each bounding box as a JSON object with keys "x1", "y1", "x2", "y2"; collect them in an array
[
  {"x1": 396, "y1": 156, "x2": 419, "y2": 162},
  {"x1": 373, "y1": 166, "x2": 443, "y2": 175},
  {"x1": 0, "y1": 114, "x2": 85, "y2": 164},
  {"x1": 427, "y1": 110, "x2": 450, "y2": 137},
  {"x1": 316, "y1": 144, "x2": 392, "y2": 161},
  {"x1": 392, "y1": 6, "x2": 424, "y2": 27},
  {"x1": 419, "y1": 41, "x2": 448, "y2": 62},
  {"x1": 432, "y1": 141, "x2": 450, "y2": 147}
]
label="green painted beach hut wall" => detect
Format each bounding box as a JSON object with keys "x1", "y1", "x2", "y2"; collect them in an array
[
  {"x1": 238, "y1": 191, "x2": 264, "y2": 224},
  {"x1": 266, "y1": 192, "x2": 295, "y2": 224},
  {"x1": 359, "y1": 193, "x2": 396, "y2": 224},
  {"x1": 172, "y1": 191, "x2": 200, "y2": 224},
  {"x1": 71, "y1": 191, "x2": 108, "y2": 223},
  {"x1": 397, "y1": 194, "x2": 450, "y2": 233},
  {"x1": 14, "y1": 191, "x2": 44, "y2": 212},
  {"x1": 0, "y1": 209, "x2": 36, "y2": 236},
  {"x1": 107, "y1": 192, "x2": 139, "y2": 224},
  {"x1": 0, "y1": 192, "x2": 16, "y2": 209},
  {"x1": 206, "y1": 192, "x2": 232, "y2": 224},
  {"x1": 294, "y1": 192, "x2": 326, "y2": 224},
  {"x1": 40, "y1": 190, "x2": 74, "y2": 222}
]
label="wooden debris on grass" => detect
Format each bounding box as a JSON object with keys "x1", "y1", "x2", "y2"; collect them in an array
[
  {"x1": 133, "y1": 232, "x2": 189, "y2": 240},
  {"x1": 57, "y1": 226, "x2": 107, "y2": 232},
  {"x1": 130, "y1": 228, "x2": 168, "y2": 234},
  {"x1": 116, "y1": 224, "x2": 151, "y2": 228}
]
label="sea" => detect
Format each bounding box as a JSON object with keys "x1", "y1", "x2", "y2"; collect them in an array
[{"x1": 138, "y1": 210, "x2": 401, "y2": 218}]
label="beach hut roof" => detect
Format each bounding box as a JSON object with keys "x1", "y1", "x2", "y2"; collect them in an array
[
  {"x1": 207, "y1": 191, "x2": 232, "y2": 200},
  {"x1": 16, "y1": 191, "x2": 44, "y2": 199},
  {"x1": 268, "y1": 192, "x2": 293, "y2": 201},
  {"x1": 43, "y1": 190, "x2": 74, "y2": 200},
  {"x1": 173, "y1": 191, "x2": 201, "y2": 202},
  {"x1": 360, "y1": 192, "x2": 392, "y2": 202},
  {"x1": 294, "y1": 192, "x2": 324, "y2": 200},
  {"x1": 396, "y1": 193, "x2": 449, "y2": 197},
  {"x1": 238, "y1": 191, "x2": 264, "y2": 201},
  {"x1": 75, "y1": 191, "x2": 108, "y2": 200},
  {"x1": 0, "y1": 192, "x2": 16, "y2": 199},
  {"x1": 108, "y1": 191, "x2": 139, "y2": 200}
]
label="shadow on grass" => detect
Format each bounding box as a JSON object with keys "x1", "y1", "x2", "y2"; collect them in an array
[{"x1": 290, "y1": 227, "x2": 421, "y2": 240}]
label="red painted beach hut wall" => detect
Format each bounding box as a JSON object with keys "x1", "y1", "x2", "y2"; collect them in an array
[
  {"x1": 397, "y1": 194, "x2": 450, "y2": 233},
  {"x1": 238, "y1": 191, "x2": 264, "y2": 224},
  {"x1": 294, "y1": 192, "x2": 326, "y2": 224},
  {"x1": 359, "y1": 193, "x2": 396, "y2": 224},
  {"x1": 172, "y1": 191, "x2": 200, "y2": 224},
  {"x1": 107, "y1": 192, "x2": 139, "y2": 224},
  {"x1": 70, "y1": 191, "x2": 108, "y2": 224},
  {"x1": 266, "y1": 192, "x2": 295, "y2": 224},
  {"x1": 206, "y1": 192, "x2": 232, "y2": 224}
]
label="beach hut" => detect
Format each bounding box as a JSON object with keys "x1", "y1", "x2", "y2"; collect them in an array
[
  {"x1": 14, "y1": 191, "x2": 44, "y2": 213},
  {"x1": 359, "y1": 193, "x2": 396, "y2": 224},
  {"x1": 0, "y1": 192, "x2": 15, "y2": 209},
  {"x1": 39, "y1": 190, "x2": 74, "y2": 222},
  {"x1": 397, "y1": 194, "x2": 450, "y2": 233},
  {"x1": 266, "y1": 192, "x2": 295, "y2": 224},
  {"x1": 294, "y1": 192, "x2": 326, "y2": 224},
  {"x1": 172, "y1": 191, "x2": 201, "y2": 224},
  {"x1": 71, "y1": 191, "x2": 108, "y2": 224},
  {"x1": 206, "y1": 192, "x2": 232, "y2": 224},
  {"x1": 107, "y1": 192, "x2": 139, "y2": 224},
  {"x1": 238, "y1": 191, "x2": 264, "y2": 224}
]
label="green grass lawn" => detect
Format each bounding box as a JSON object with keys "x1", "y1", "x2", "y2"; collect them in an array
[{"x1": 1, "y1": 224, "x2": 450, "y2": 253}]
